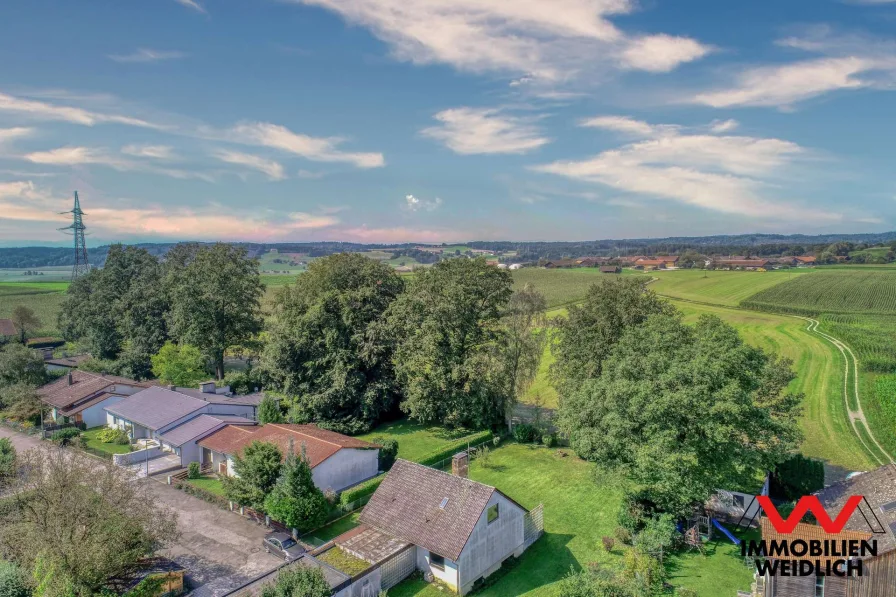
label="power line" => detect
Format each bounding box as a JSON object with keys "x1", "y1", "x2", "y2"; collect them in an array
[{"x1": 58, "y1": 191, "x2": 90, "y2": 281}]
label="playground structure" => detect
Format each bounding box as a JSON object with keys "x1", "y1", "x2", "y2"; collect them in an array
[{"x1": 684, "y1": 514, "x2": 741, "y2": 552}]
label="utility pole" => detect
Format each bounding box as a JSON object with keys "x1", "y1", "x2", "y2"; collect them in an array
[{"x1": 58, "y1": 191, "x2": 90, "y2": 281}]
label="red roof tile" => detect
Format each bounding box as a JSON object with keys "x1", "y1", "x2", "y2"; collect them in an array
[
  {"x1": 38, "y1": 370, "x2": 148, "y2": 409},
  {"x1": 198, "y1": 423, "x2": 379, "y2": 468}
]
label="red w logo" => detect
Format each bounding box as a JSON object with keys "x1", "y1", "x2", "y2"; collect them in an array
[{"x1": 757, "y1": 495, "x2": 864, "y2": 534}]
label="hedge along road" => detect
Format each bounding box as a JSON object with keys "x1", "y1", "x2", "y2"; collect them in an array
[{"x1": 800, "y1": 317, "x2": 894, "y2": 466}]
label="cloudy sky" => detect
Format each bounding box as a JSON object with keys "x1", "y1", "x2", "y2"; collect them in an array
[{"x1": 2, "y1": 0, "x2": 896, "y2": 245}]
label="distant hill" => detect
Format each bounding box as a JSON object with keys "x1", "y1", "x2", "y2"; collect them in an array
[{"x1": 2, "y1": 232, "x2": 896, "y2": 268}]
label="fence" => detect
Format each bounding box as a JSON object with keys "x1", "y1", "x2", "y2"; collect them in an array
[
  {"x1": 424, "y1": 437, "x2": 499, "y2": 471},
  {"x1": 41, "y1": 422, "x2": 86, "y2": 439},
  {"x1": 77, "y1": 445, "x2": 114, "y2": 461},
  {"x1": 523, "y1": 504, "x2": 544, "y2": 550}
]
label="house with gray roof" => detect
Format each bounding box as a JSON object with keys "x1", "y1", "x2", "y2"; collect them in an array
[{"x1": 104, "y1": 383, "x2": 260, "y2": 469}]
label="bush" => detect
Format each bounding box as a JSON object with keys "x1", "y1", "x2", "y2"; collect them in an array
[
  {"x1": 50, "y1": 427, "x2": 81, "y2": 446},
  {"x1": 677, "y1": 589, "x2": 698, "y2": 597},
  {"x1": 0, "y1": 560, "x2": 29, "y2": 597},
  {"x1": 542, "y1": 434, "x2": 555, "y2": 448},
  {"x1": 96, "y1": 426, "x2": 130, "y2": 445},
  {"x1": 771, "y1": 453, "x2": 825, "y2": 501},
  {"x1": 492, "y1": 435, "x2": 501, "y2": 448},
  {"x1": 601, "y1": 536, "x2": 615, "y2": 553},
  {"x1": 512, "y1": 424, "x2": 537, "y2": 443},
  {"x1": 613, "y1": 526, "x2": 632, "y2": 545},
  {"x1": 224, "y1": 368, "x2": 265, "y2": 395},
  {"x1": 375, "y1": 438, "x2": 398, "y2": 472},
  {"x1": 339, "y1": 474, "x2": 385, "y2": 506},
  {"x1": 633, "y1": 514, "x2": 678, "y2": 560},
  {"x1": 188, "y1": 462, "x2": 201, "y2": 480}
]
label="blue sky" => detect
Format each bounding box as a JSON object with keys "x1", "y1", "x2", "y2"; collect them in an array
[{"x1": 2, "y1": 0, "x2": 896, "y2": 245}]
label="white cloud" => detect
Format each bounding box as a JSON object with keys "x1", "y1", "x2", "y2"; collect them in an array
[
  {"x1": 24, "y1": 146, "x2": 131, "y2": 169},
  {"x1": 289, "y1": 0, "x2": 709, "y2": 83},
  {"x1": 709, "y1": 119, "x2": 739, "y2": 133},
  {"x1": 532, "y1": 119, "x2": 839, "y2": 222},
  {"x1": 109, "y1": 49, "x2": 187, "y2": 63},
  {"x1": 121, "y1": 144, "x2": 176, "y2": 159},
  {"x1": 174, "y1": 0, "x2": 206, "y2": 13},
  {"x1": 421, "y1": 107, "x2": 550, "y2": 155},
  {"x1": 621, "y1": 34, "x2": 712, "y2": 72},
  {"x1": 213, "y1": 149, "x2": 286, "y2": 180},
  {"x1": 693, "y1": 57, "x2": 876, "y2": 108},
  {"x1": 229, "y1": 122, "x2": 385, "y2": 168},
  {"x1": 0, "y1": 91, "x2": 162, "y2": 129},
  {"x1": 0, "y1": 127, "x2": 33, "y2": 146},
  {"x1": 579, "y1": 115, "x2": 675, "y2": 138},
  {"x1": 404, "y1": 193, "x2": 443, "y2": 211}
]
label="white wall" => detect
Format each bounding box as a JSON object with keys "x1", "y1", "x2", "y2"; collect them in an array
[
  {"x1": 80, "y1": 396, "x2": 126, "y2": 428},
  {"x1": 312, "y1": 448, "x2": 379, "y2": 493},
  {"x1": 416, "y1": 547, "x2": 459, "y2": 591},
  {"x1": 456, "y1": 492, "x2": 526, "y2": 593}
]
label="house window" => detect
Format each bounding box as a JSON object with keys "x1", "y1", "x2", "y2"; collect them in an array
[
  {"x1": 488, "y1": 503, "x2": 499, "y2": 524},
  {"x1": 815, "y1": 575, "x2": 824, "y2": 597},
  {"x1": 430, "y1": 553, "x2": 445, "y2": 571}
]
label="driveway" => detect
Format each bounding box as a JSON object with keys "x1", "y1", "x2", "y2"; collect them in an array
[{"x1": 0, "y1": 426, "x2": 281, "y2": 593}]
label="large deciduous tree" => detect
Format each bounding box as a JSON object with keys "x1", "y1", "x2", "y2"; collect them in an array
[
  {"x1": 58, "y1": 244, "x2": 169, "y2": 378},
  {"x1": 222, "y1": 441, "x2": 283, "y2": 511},
  {"x1": 150, "y1": 342, "x2": 207, "y2": 387},
  {"x1": 9, "y1": 307, "x2": 40, "y2": 345},
  {"x1": 551, "y1": 277, "x2": 673, "y2": 399},
  {"x1": 385, "y1": 258, "x2": 513, "y2": 428},
  {"x1": 262, "y1": 254, "x2": 403, "y2": 433},
  {"x1": 0, "y1": 447, "x2": 178, "y2": 597},
  {"x1": 558, "y1": 313, "x2": 802, "y2": 516},
  {"x1": 0, "y1": 344, "x2": 46, "y2": 388},
  {"x1": 165, "y1": 243, "x2": 264, "y2": 380},
  {"x1": 500, "y1": 283, "x2": 548, "y2": 429}
]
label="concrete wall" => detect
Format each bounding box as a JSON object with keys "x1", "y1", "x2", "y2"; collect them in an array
[
  {"x1": 312, "y1": 448, "x2": 379, "y2": 493},
  {"x1": 416, "y1": 547, "x2": 458, "y2": 591},
  {"x1": 205, "y1": 403, "x2": 256, "y2": 419},
  {"x1": 113, "y1": 446, "x2": 163, "y2": 466},
  {"x1": 456, "y1": 492, "x2": 526, "y2": 593}
]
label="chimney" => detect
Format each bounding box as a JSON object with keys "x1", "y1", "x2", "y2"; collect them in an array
[
  {"x1": 67, "y1": 371, "x2": 73, "y2": 386},
  {"x1": 451, "y1": 452, "x2": 469, "y2": 478},
  {"x1": 199, "y1": 381, "x2": 216, "y2": 394}
]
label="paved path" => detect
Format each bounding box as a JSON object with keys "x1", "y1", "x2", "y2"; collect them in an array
[{"x1": 0, "y1": 426, "x2": 282, "y2": 593}]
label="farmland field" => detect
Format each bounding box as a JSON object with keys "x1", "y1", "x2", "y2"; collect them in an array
[
  {"x1": 0, "y1": 282, "x2": 69, "y2": 337},
  {"x1": 511, "y1": 268, "x2": 621, "y2": 308},
  {"x1": 743, "y1": 270, "x2": 896, "y2": 315},
  {"x1": 644, "y1": 269, "x2": 807, "y2": 306}
]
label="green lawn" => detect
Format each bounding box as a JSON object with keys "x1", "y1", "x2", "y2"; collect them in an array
[
  {"x1": 387, "y1": 443, "x2": 753, "y2": 597},
  {"x1": 81, "y1": 427, "x2": 132, "y2": 455},
  {"x1": 186, "y1": 475, "x2": 227, "y2": 496},
  {"x1": 304, "y1": 513, "x2": 362, "y2": 547},
  {"x1": 356, "y1": 420, "x2": 481, "y2": 462}
]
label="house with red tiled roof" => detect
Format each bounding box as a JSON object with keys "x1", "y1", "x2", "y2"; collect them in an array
[
  {"x1": 38, "y1": 370, "x2": 151, "y2": 428},
  {"x1": 198, "y1": 423, "x2": 381, "y2": 492}
]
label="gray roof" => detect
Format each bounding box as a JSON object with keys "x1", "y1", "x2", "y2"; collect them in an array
[
  {"x1": 816, "y1": 463, "x2": 896, "y2": 554},
  {"x1": 105, "y1": 386, "x2": 208, "y2": 431},
  {"x1": 157, "y1": 414, "x2": 255, "y2": 447},
  {"x1": 360, "y1": 459, "x2": 523, "y2": 561}
]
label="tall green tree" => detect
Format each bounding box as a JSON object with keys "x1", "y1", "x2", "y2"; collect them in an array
[
  {"x1": 385, "y1": 258, "x2": 513, "y2": 428},
  {"x1": 262, "y1": 254, "x2": 403, "y2": 433},
  {"x1": 10, "y1": 307, "x2": 40, "y2": 345},
  {"x1": 257, "y1": 394, "x2": 283, "y2": 424},
  {"x1": 557, "y1": 313, "x2": 801, "y2": 516},
  {"x1": 500, "y1": 283, "x2": 548, "y2": 429},
  {"x1": 551, "y1": 277, "x2": 674, "y2": 399},
  {"x1": 150, "y1": 342, "x2": 207, "y2": 387},
  {"x1": 0, "y1": 344, "x2": 46, "y2": 388},
  {"x1": 222, "y1": 441, "x2": 282, "y2": 511},
  {"x1": 165, "y1": 243, "x2": 264, "y2": 379},
  {"x1": 58, "y1": 244, "x2": 168, "y2": 377},
  {"x1": 263, "y1": 443, "x2": 329, "y2": 531}
]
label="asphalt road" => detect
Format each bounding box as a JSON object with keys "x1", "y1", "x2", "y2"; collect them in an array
[{"x1": 0, "y1": 426, "x2": 282, "y2": 593}]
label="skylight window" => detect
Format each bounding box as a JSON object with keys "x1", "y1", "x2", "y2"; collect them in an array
[{"x1": 439, "y1": 497, "x2": 449, "y2": 509}]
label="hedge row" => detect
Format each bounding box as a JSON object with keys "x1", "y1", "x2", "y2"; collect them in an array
[{"x1": 338, "y1": 429, "x2": 494, "y2": 506}]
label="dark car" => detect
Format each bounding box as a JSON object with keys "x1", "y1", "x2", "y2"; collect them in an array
[{"x1": 262, "y1": 532, "x2": 306, "y2": 561}]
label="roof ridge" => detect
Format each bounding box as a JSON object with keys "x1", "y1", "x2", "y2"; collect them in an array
[{"x1": 268, "y1": 423, "x2": 344, "y2": 449}]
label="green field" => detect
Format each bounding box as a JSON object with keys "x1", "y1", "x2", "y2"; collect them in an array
[
  {"x1": 511, "y1": 268, "x2": 620, "y2": 309},
  {"x1": 388, "y1": 443, "x2": 752, "y2": 597},
  {"x1": 743, "y1": 270, "x2": 896, "y2": 315},
  {"x1": 0, "y1": 282, "x2": 69, "y2": 337},
  {"x1": 644, "y1": 269, "x2": 807, "y2": 306}
]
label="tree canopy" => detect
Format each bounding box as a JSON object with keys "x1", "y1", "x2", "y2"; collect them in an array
[
  {"x1": 385, "y1": 258, "x2": 514, "y2": 428},
  {"x1": 263, "y1": 443, "x2": 329, "y2": 531},
  {"x1": 262, "y1": 253, "x2": 403, "y2": 433},
  {"x1": 150, "y1": 342, "x2": 207, "y2": 387},
  {"x1": 551, "y1": 277, "x2": 674, "y2": 399},
  {"x1": 222, "y1": 441, "x2": 283, "y2": 511},
  {"x1": 0, "y1": 344, "x2": 46, "y2": 388},
  {"x1": 9, "y1": 307, "x2": 40, "y2": 345},
  {"x1": 259, "y1": 565, "x2": 330, "y2": 597},
  {"x1": 557, "y1": 313, "x2": 802, "y2": 516}
]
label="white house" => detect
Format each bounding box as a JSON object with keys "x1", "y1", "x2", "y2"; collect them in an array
[
  {"x1": 352, "y1": 457, "x2": 542, "y2": 595},
  {"x1": 38, "y1": 370, "x2": 150, "y2": 428},
  {"x1": 104, "y1": 383, "x2": 261, "y2": 468},
  {"x1": 198, "y1": 423, "x2": 381, "y2": 493}
]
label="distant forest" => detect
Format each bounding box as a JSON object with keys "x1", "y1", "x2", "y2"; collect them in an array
[{"x1": 4, "y1": 231, "x2": 896, "y2": 268}]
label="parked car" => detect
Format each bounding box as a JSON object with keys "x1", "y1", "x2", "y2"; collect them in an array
[{"x1": 262, "y1": 532, "x2": 305, "y2": 561}]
